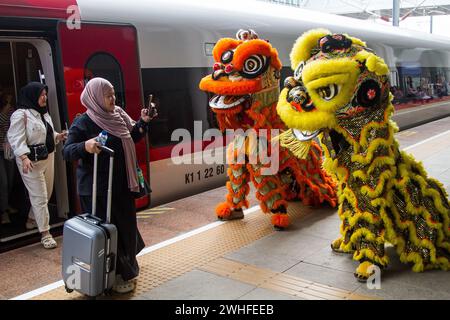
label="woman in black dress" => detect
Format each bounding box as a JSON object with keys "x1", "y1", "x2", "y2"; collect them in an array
[{"x1": 63, "y1": 77, "x2": 156, "y2": 293}]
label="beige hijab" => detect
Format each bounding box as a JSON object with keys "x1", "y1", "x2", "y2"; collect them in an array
[{"x1": 80, "y1": 77, "x2": 139, "y2": 192}]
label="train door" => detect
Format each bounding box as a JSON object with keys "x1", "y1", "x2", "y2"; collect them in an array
[
  {"x1": 0, "y1": 38, "x2": 69, "y2": 247},
  {"x1": 57, "y1": 22, "x2": 149, "y2": 210}
]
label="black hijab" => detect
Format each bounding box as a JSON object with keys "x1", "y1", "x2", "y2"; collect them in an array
[
  {"x1": 18, "y1": 82, "x2": 55, "y2": 153},
  {"x1": 18, "y1": 82, "x2": 48, "y2": 115}
]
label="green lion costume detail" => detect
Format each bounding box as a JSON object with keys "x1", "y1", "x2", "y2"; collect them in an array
[{"x1": 277, "y1": 29, "x2": 450, "y2": 281}]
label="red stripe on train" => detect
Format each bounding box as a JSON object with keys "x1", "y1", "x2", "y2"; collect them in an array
[{"x1": 0, "y1": 0, "x2": 77, "y2": 19}]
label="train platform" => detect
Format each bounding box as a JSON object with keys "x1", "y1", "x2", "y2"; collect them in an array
[{"x1": 2, "y1": 116, "x2": 450, "y2": 301}]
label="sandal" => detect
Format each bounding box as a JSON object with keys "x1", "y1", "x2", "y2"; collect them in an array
[
  {"x1": 41, "y1": 235, "x2": 57, "y2": 249},
  {"x1": 112, "y1": 275, "x2": 136, "y2": 294}
]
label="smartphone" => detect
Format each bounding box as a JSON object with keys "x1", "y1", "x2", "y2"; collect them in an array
[{"x1": 148, "y1": 94, "x2": 157, "y2": 117}]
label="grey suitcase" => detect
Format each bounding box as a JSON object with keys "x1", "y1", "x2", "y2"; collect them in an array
[{"x1": 62, "y1": 146, "x2": 118, "y2": 297}]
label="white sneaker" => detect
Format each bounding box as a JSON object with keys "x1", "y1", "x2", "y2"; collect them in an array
[{"x1": 112, "y1": 275, "x2": 136, "y2": 294}]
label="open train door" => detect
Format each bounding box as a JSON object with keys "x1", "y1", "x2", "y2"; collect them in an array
[{"x1": 57, "y1": 22, "x2": 150, "y2": 210}]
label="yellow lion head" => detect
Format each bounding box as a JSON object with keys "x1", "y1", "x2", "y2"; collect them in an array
[{"x1": 277, "y1": 29, "x2": 392, "y2": 156}]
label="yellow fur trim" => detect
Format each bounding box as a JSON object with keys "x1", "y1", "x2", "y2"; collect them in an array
[
  {"x1": 344, "y1": 34, "x2": 366, "y2": 47},
  {"x1": 358, "y1": 104, "x2": 394, "y2": 148},
  {"x1": 355, "y1": 50, "x2": 389, "y2": 76},
  {"x1": 289, "y1": 28, "x2": 330, "y2": 70},
  {"x1": 302, "y1": 59, "x2": 360, "y2": 114},
  {"x1": 279, "y1": 28, "x2": 450, "y2": 275},
  {"x1": 277, "y1": 89, "x2": 338, "y2": 132},
  {"x1": 273, "y1": 129, "x2": 312, "y2": 159},
  {"x1": 354, "y1": 252, "x2": 389, "y2": 268}
]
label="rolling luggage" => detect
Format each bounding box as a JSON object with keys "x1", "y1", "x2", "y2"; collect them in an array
[{"x1": 62, "y1": 146, "x2": 118, "y2": 297}]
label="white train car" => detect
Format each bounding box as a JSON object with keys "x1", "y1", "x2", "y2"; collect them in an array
[
  {"x1": 0, "y1": 0, "x2": 449, "y2": 249},
  {"x1": 77, "y1": 0, "x2": 450, "y2": 204}
]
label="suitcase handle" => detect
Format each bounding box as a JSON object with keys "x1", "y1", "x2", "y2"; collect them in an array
[
  {"x1": 99, "y1": 145, "x2": 114, "y2": 156},
  {"x1": 92, "y1": 146, "x2": 115, "y2": 223}
]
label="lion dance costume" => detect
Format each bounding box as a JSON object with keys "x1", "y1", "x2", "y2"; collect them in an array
[
  {"x1": 199, "y1": 29, "x2": 336, "y2": 230},
  {"x1": 276, "y1": 29, "x2": 450, "y2": 280}
]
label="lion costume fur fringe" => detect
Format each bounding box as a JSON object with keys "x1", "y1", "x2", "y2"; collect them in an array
[
  {"x1": 276, "y1": 29, "x2": 450, "y2": 278},
  {"x1": 199, "y1": 29, "x2": 337, "y2": 229}
]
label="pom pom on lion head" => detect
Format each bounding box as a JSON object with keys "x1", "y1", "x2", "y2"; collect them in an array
[{"x1": 277, "y1": 29, "x2": 392, "y2": 159}]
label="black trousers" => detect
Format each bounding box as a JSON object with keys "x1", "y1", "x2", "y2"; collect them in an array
[{"x1": 80, "y1": 191, "x2": 145, "y2": 281}]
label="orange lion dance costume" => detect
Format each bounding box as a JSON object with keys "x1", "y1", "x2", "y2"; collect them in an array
[{"x1": 199, "y1": 29, "x2": 337, "y2": 230}]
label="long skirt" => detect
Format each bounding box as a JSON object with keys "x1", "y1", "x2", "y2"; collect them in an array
[{"x1": 80, "y1": 190, "x2": 145, "y2": 281}]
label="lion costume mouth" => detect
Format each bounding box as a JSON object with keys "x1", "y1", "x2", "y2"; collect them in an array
[
  {"x1": 284, "y1": 127, "x2": 349, "y2": 159},
  {"x1": 209, "y1": 94, "x2": 249, "y2": 110},
  {"x1": 209, "y1": 94, "x2": 255, "y2": 128},
  {"x1": 292, "y1": 129, "x2": 320, "y2": 141}
]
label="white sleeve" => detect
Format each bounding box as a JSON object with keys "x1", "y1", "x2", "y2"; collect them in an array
[
  {"x1": 52, "y1": 124, "x2": 60, "y2": 145},
  {"x1": 7, "y1": 110, "x2": 30, "y2": 157},
  {"x1": 54, "y1": 129, "x2": 58, "y2": 142}
]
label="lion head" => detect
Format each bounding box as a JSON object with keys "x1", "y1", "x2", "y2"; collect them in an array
[
  {"x1": 199, "y1": 29, "x2": 282, "y2": 131},
  {"x1": 277, "y1": 29, "x2": 392, "y2": 159}
]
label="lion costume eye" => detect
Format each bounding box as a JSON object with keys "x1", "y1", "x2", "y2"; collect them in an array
[
  {"x1": 294, "y1": 61, "x2": 305, "y2": 81},
  {"x1": 240, "y1": 54, "x2": 268, "y2": 78},
  {"x1": 317, "y1": 84, "x2": 339, "y2": 101},
  {"x1": 221, "y1": 50, "x2": 234, "y2": 64}
]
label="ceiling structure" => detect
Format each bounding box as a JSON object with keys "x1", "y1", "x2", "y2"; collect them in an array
[{"x1": 260, "y1": 0, "x2": 450, "y2": 21}]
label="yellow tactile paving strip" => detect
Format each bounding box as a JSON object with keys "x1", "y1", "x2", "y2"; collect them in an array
[
  {"x1": 137, "y1": 206, "x2": 175, "y2": 218},
  {"x1": 32, "y1": 203, "x2": 373, "y2": 300},
  {"x1": 33, "y1": 204, "x2": 307, "y2": 299},
  {"x1": 200, "y1": 258, "x2": 374, "y2": 300}
]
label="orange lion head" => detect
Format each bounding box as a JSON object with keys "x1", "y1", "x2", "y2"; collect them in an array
[{"x1": 199, "y1": 29, "x2": 282, "y2": 131}]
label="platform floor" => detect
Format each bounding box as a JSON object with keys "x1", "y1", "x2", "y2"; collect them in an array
[{"x1": 2, "y1": 116, "x2": 450, "y2": 300}]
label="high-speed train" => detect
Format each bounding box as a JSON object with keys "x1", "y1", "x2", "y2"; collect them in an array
[{"x1": 1, "y1": 0, "x2": 450, "y2": 249}]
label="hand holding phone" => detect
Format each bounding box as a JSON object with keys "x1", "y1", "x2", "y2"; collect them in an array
[
  {"x1": 141, "y1": 94, "x2": 157, "y2": 123},
  {"x1": 147, "y1": 94, "x2": 158, "y2": 118}
]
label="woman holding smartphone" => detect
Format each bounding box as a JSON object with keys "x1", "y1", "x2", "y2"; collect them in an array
[{"x1": 63, "y1": 77, "x2": 156, "y2": 293}]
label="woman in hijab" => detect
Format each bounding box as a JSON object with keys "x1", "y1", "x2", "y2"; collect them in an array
[
  {"x1": 63, "y1": 77, "x2": 156, "y2": 294},
  {"x1": 7, "y1": 82, "x2": 67, "y2": 249}
]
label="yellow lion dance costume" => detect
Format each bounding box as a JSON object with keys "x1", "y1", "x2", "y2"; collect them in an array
[
  {"x1": 277, "y1": 29, "x2": 450, "y2": 280},
  {"x1": 199, "y1": 29, "x2": 336, "y2": 230}
]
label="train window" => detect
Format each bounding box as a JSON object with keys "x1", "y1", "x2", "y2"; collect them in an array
[
  {"x1": 141, "y1": 67, "x2": 219, "y2": 147},
  {"x1": 390, "y1": 70, "x2": 399, "y2": 87},
  {"x1": 85, "y1": 52, "x2": 126, "y2": 108},
  {"x1": 141, "y1": 66, "x2": 294, "y2": 148}
]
